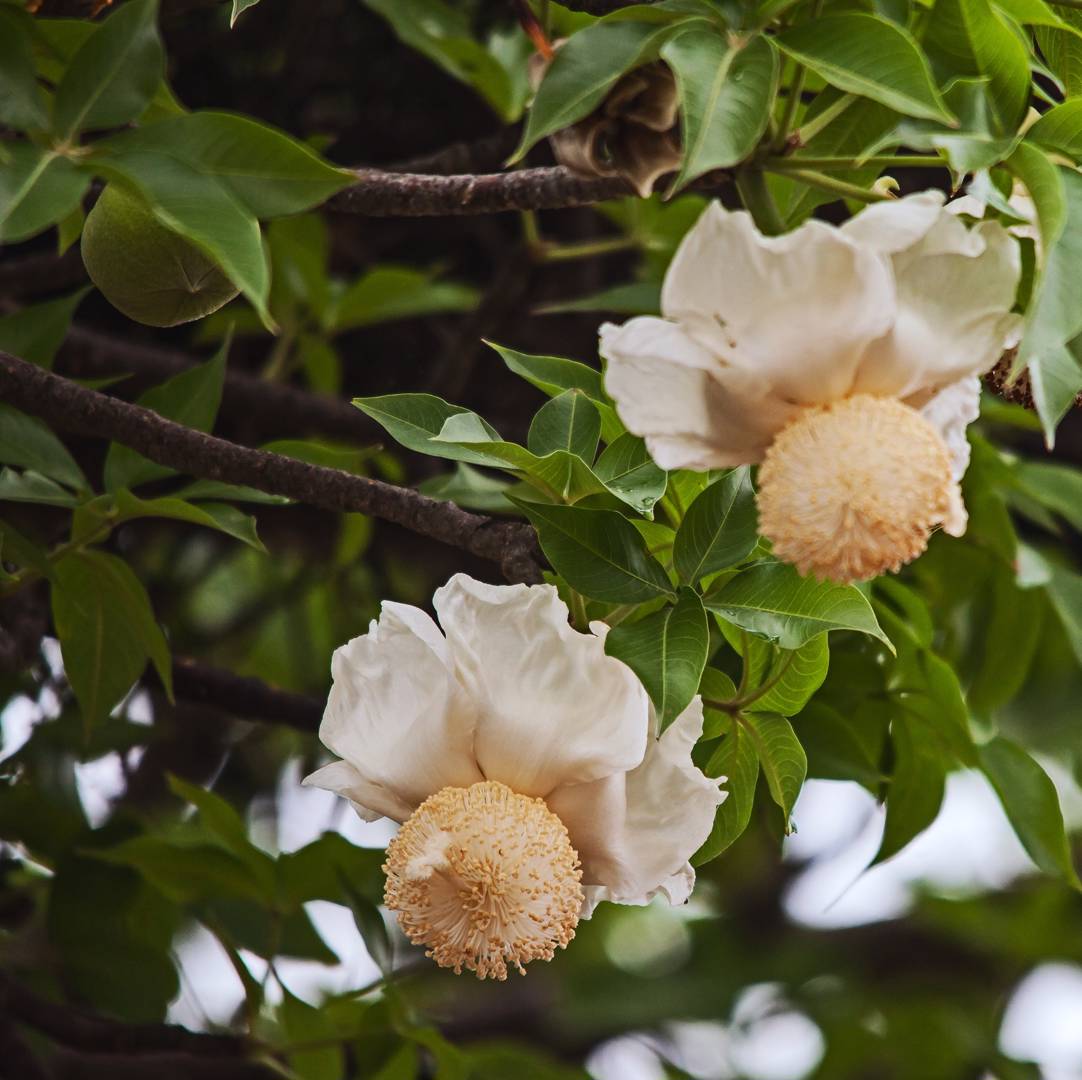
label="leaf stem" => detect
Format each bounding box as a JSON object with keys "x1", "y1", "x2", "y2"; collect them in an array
[
  {"x1": 735, "y1": 168, "x2": 785, "y2": 236},
  {"x1": 569, "y1": 588, "x2": 589, "y2": 631},
  {"x1": 765, "y1": 167, "x2": 889, "y2": 204},
  {"x1": 793, "y1": 93, "x2": 856, "y2": 145},
  {"x1": 765, "y1": 154, "x2": 945, "y2": 171}
]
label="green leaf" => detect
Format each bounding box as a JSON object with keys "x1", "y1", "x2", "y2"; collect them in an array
[
  {"x1": 113, "y1": 490, "x2": 265, "y2": 551},
  {"x1": 514, "y1": 15, "x2": 680, "y2": 159},
  {"x1": 100, "y1": 111, "x2": 352, "y2": 218},
  {"x1": 926, "y1": 0, "x2": 1030, "y2": 133},
  {"x1": 673, "y1": 468, "x2": 758, "y2": 585},
  {"x1": 527, "y1": 390, "x2": 601, "y2": 461},
  {"x1": 92, "y1": 153, "x2": 270, "y2": 325},
  {"x1": 104, "y1": 338, "x2": 228, "y2": 491},
  {"x1": 694, "y1": 718, "x2": 759, "y2": 864},
  {"x1": 489, "y1": 341, "x2": 605, "y2": 399},
  {"x1": 593, "y1": 434, "x2": 667, "y2": 515},
  {"x1": 705, "y1": 561, "x2": 891, "y2": 650},
  {"x1": 173, "y1": 479, "x2": 290, "y2": 505},
  {"x1": 363, "y1": 0, "x2": 521, "y2": 121},
  {"x1": 510, "y1": 497, "x2": 675, "y2": 603},
  {"x1": 775, "y1": 14, "x2": 954, "y2": 124},
  {"x1": 0, "y1": 289, "x2": 90, "y2": 370},
  {"x1": 873, "y1": 710, "x2": 946, "y2": 864},
  {"x1": 792, "y1": 700, "x2": 886, "y2": 790},
  {"x1": 0, "y1": 6, "x2": 48, "y2": 130},
  {"x1": 51, "y1": 0, "x2": 164, "y2": 141},
  {"x1": 417, "y1": 463, "x2": 512, "y2": 513},
  {"x1": 1036, "y1": 9, "x2": 1082, "y2": 97},
  {"x1": 1028, "y1": 100, "x2": 1082, "y2": 160},
  {"x1": 1029, "y1": 337, "x2": 1082, "y2": 444},
  {"x1": 330, "y1": 266, "x2": 479, "y2": 330},
  {"x1": 606, "y1": 588, "x2": 709, "y2": 730},
  {"x1": 979, "y1": 737, "x2": 1081, "y2": 887},
  {"x1": 230, "y1": 0, "x2": 263, "y2": 25},
  {"x1": 538, "y1": 281, "x2": 662, "y2": 317},
  {"x1": 0, "y1": 144, "x2": 90, "y2": 244},
  {"x1": 746, "y1": 635, "x2": 829, "y2": 718},
  {"x1": 353, "y1": 393, "x2": 502, "y2": 466},
  {"x1": 0, "y1": 404, "x2": 87, "y2": 491},
  {"x1": 0, "y1": 518, "x2": 53, "y2": 579},
  {"x1": 661, "y1": 30, "x2": 778, "y2": 191},
  {"x1": 741, "y1": 712, "x2": 806, "y2": 826},
  {"x1": 0, "y1": 468, "x2": 79, "y2": 507},
  {"x1": 51, "y1": 549, "x2": 171, "y2": 728}
]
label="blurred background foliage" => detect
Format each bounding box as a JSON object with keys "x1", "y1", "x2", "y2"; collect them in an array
[{"x1": 2, "y1": 1, "x2": 1082, "y2": 1079}]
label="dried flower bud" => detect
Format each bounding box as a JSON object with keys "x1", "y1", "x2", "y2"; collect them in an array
[{"x1": 531, "y1": 51, "x2": 683, "y2": 197}]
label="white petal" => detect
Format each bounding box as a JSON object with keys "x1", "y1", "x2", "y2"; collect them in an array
[
  {"x1": 433, "y1": 574, "x2": 650, "y2": 797},
  {"x1": 908, "y1": 375, "x2": 983, "y2": 537},
  {"x1": 316, "y1": 601, "x2": 482, "y2": 820},
  {"x1": 659, "y1": 202, "x2": 896, "y2": 403},
  {"x1": 841, "y1": 190, "x2": 947, "y2": 253},
  {"x1": 852, "y1": 219, "x2": 1021, "y2": 398},
  {"x1": 302, "y1": 759, "x2": 414, "y2": 823},
  {"x1": 547, "y1": 698, "x2": 725, "y2": 913},
  {"x1": 601, "y1": 316, "x2": 797, "y2": 469}
]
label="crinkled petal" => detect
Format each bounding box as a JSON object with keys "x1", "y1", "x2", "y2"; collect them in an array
[
  {"x1": 313, "y1": 601, "x2": 483, "y2": 820},
  {"x1": 908, "y1": 375, "x2": 983, "y2": 537},
  {"x1": 660, "y1": 202, "x2": 896, "y2": 403},
  {"x1": 547, "y1": 699, "x2": 725, "y2": 914},
  {"x1": 841, "y1": 190, "x2": 947, "y2": 253},
  {"x1": 433, "y1": 575, "x2": 650, "y2": 797},
  {"x1": 302, "y1": 760, "x2": 414, "y2": 823},
  {"x1": 852, "y1": 219, "x2": 1021, "y2": 398},
  {"x1": 601, "y1": 316, "x2": 797, "y2": 469}
]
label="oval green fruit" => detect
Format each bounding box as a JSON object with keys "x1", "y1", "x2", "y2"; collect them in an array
[{"x1": 81, "y1": 184, "x2": 240, "y2": 327}]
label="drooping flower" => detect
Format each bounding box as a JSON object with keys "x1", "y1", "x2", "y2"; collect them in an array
[
  {"x1": 304, "y1": 574, "x2": 725, "y2": 980},
  {"x1": 599, "y1": 192, "x2": 1022, "y2": 582}
]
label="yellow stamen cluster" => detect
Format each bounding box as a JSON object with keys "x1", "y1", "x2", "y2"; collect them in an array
[
  {"x1": 383, "y1": 780, "x2": 583, "y2": 980},
  {"x1": 756, "y1": 395, "x2": 953, "y2": 583}
]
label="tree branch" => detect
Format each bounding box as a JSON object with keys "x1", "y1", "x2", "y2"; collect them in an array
[
  {"x1": 0, "y1": 352, "x2": 544, "y2": 584},
  {"x1": 329, "y1": 165, "x2": 729, "y2": 216},
  {"x1": 59, "y1": 325, "x2": 377, "y2": 444},
  {"x1": 171, "y1": 658, "x2": 322, "y2": 732}
]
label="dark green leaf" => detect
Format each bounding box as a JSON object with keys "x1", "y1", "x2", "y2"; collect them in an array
[
  {"x1": 51, "y1": 550, "x2": 171, "y2": 727},
  {"x1": 979, "y1": 736, "x2": 1081, "y2": 887},
  {"x1": 0, "y1": 404, "x2": 87, "y2": 491},
  {"x1": 515, "y1": 14, "x2": 681, "y2": 158},
  {"x1": 104, "y1": 338, "x2": 228, "y2": 491},
  {"x1": 0, "y1": 288, "x2": 90, "y2": 369},
  {"x1": 873, "y1": 710, "x2": 946, "y2": 864},
  {"x1": 694, "y1": 717, "x2": 759, "y2": 863},
  {"x1": 417, "y1": 463, "x2": 514, "y2": 513},
  {"x1": 0, "y1": 144, "x2": 90, "y2": 244},
  {"x1": 510, "y1": 497, "x2": 675, "y2": 603},
  {"x1": 605, "y1": 588, "x2": 709, "y2": 730},
  {"x1": 746, "y1": 635, "x2": 829, "y2": 718},
  {"x1": 673, "y1": 467, "x2": 758, "y2": 584},
  {"x1": 792, "y1": 700, "x2": 886, "y2": 790},
  {"x1": 0, "y1": 6, "x2": 48, "y2": 130},
  {"x1": 776, "y1": 14, "x2": 954, "y2": 124},
  {"x1": 52, "y1": 0, "x2": 164, "y2": 140},
  {"x1": 230, "y1": 0, "x2": 263, "y2": 25},
  {"x1": 662, "y1": 29, "x2": 778, "y2": 190},
  {"x1": 100, "y1": 111, "x2": 352, "y2": 218},
  {"x1": 741, "y1": 712, "x2": 806, "y2": 826},
  {"x1": 528, "y1": 390, "x2": 601, "y2": 461},
  {"x1": 705, "y1": 560, "x2": 891, "y2": 650},
  {"x1": 331, "y1": 266, "x2": 478, "y2": 330},
  {"x1": 593, "y1": 433, "x2": 667, "y2": 515},
  {"x1": 0, "y1": 468, "x2": 80, "y2": 507},
  {"x1": 114, "y1": 490, "x2": 264, "y2": 551}
]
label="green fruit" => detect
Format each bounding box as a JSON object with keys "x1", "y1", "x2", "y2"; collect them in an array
[{"x1": 81, "y1": 184, "x2": 240, "y2": 327}]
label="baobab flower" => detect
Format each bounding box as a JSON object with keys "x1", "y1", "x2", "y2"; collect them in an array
[
  {"x1": 599, "y1": 192, "x2": 1022, "y2": 582},
  {"x1": 304, "y1": 574, "x2": 725, "y2": 980}
]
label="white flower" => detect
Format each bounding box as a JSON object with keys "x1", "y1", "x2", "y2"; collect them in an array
[
  {"x1": 304, "y1": 573, "x2": 725, "y2": 980},
  {"x1": 600, "y1": 192, "x2": 1022, "y2": 582}
]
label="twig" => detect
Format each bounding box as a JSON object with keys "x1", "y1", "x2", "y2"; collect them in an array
[
  {"x1": 0, "y1": 352, "x2": 544, "y2": 584},
  {"x1": 171, "y1": 658, "x2": 323, "y2": 732},
  {"x1": 328, "y1": 165, "x2": 730, "y2": 216},
  {"x1": 59, "y1": 325, "x2": 377, "y2": 444}
]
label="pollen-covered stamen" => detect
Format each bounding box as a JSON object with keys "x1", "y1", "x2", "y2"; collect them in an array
[
  {"x1": 756, "y1": 394, "x2": 953, "y2": 584},
  {"x1": 383, "y1": 780, "x2": 583, "y2": 980}
]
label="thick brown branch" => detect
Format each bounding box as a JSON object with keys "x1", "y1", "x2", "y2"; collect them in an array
[
  {"x1": 330, "y1": 165, "x2": 729, "y2": 216},
  {"x1": 0, "y1": 352, "x2": 544, "y2": 584},
  {"x1": 59, "y1": 325, "x2": 376, "y2": 444},
  {"x1": 0, "y1": 973, "x2": 244, "y2": 1059},
  {"x1": 171, "y1": 658, "x2": 322, "y2": 732}
]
